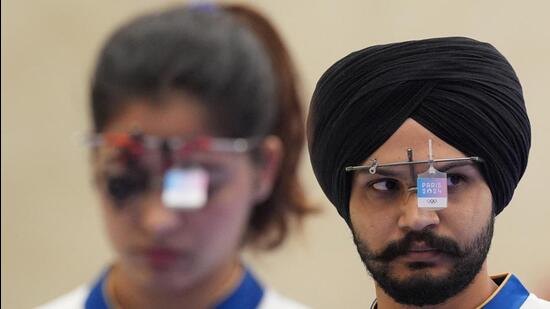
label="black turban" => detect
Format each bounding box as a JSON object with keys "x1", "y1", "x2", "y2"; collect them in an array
[{"x1": 307, "y1": 37, "x2": 530, "y2": 225}]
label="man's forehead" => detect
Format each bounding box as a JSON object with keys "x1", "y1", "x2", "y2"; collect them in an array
[{"x1": 363, "y1": 119, "x2": 466, "y2": 164}]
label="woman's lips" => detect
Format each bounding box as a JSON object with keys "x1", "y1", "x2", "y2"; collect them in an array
[{"x1": 143, "y1": 247, "x2": 183, "y2": 269}]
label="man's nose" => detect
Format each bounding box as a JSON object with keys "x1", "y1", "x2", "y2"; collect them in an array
[{"x1": 397, "y1": 188, "x2": 440, "y2": 232}]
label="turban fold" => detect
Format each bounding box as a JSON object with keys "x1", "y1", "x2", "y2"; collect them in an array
[{"x1": 307, "y1": 37, "x2": 530, "y2": 225}]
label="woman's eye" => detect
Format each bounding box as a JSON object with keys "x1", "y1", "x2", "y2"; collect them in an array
[
  {"x1": 447, "y1": 174, "x2": 463, "y2": 187},
  {"x1": 106, "y1": 168, "x2": 150, "y2": 206},
  {"x1": 371, "y1": 179, "x2": 399, "y2": 191},
  {"x1": 193, "y1": 164, "x2": 227, "y2": 196}
]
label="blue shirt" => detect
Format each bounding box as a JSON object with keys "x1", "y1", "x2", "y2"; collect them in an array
[
  {"x1": 370, "y1": 273, "x2": 547, "y2": 309},
  {"x1": 84, "y1": 268, "x2": 264, "y2": 309}
]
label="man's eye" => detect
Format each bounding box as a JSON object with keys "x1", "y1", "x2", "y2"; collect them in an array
[
  {"x1": 371, "y1": 179, "x2": 400, "y2": 191},
  {"x1": 447, "y1": 174, "x2": 464, "y2": 187}
]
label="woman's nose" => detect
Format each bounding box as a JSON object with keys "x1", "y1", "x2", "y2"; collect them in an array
[{"x1": 140, "y1": 193, "x2": 182, "y2": 238}]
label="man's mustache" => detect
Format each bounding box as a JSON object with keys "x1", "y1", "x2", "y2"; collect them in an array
[{"x1": 372, "y1": 230, "x2": 464, "y2": 262}]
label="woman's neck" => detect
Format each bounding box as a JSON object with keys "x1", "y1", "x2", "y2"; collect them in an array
[{"x1": 107, "y1": 257, "x2": 244, "y2": 309}]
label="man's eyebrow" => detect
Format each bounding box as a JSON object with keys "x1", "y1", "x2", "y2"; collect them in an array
[
  {"x1": 374, "y1": 168, "x2": 401, "y2": 177},
  {"x1": 374, "y1": 162, "x2": 476, "y2": 176},
  {"x1": 437, "y1": 161, "x2": 476, "y2": 172},
  {"x1": 353, "y1": 166, "x2": 406, "y2": 177}
]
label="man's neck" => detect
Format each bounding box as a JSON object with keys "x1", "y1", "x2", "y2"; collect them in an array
[
  {"x1": 108, "y1": 257, "x2": 243, "y2": 309},
  {"x1": 375, "y1": 263, "x2": 498, "y2": 309}
]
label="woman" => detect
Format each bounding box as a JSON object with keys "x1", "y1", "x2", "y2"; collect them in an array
[{"x1": 40, "y1": 4, "x2": 310, "y2": 309}]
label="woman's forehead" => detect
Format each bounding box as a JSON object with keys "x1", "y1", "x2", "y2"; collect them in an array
[
  {"x1": 102, "y1": 95, "x2": 210, "y2": 137},
  {"x1": 364, "y1": 119, "x2": 466, "y2": 164}
]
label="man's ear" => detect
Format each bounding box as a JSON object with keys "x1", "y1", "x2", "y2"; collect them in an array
[{"x1": 252, "y1": 135, "x2": 283, "y2": 204}]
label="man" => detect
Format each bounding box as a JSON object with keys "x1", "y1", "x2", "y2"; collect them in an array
[{"x1": 307, "y1": 37, "x2": 549, "y2": 308}]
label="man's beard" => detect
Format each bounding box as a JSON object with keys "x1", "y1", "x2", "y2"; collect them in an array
[{"x1": 352, "y1": 214, "x2": 494, "y2": 306}]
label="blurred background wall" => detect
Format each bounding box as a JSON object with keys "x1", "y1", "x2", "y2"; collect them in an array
[{"x1": 2, "y1": 1, "x2": 549, "y2": 308}]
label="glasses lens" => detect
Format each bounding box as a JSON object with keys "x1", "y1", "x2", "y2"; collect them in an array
[
  {"x1": 97, "y1": 146, "x2": 237, "y2": 208},
  {"x1": 354, "y1": 161, "x2": 483, "y2": 208},
  {"x1": 106, "y1": 167, "x2": 150, "y2": 206},
  {"x1": 357, "y1": 165, "x2": 411, "y2": 206}
]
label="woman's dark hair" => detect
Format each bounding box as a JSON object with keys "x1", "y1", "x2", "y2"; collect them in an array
[
  {"x1": 224, "y1": 4, "x2": 313, "y2": 249},
  {"x1": 92, "y1": 6, "x2": 275, "y2": 137},
  {"x1": 91, "y1": 4, "x2": 311, "y2": 249}
]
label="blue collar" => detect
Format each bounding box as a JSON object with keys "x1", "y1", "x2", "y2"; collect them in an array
[
  {"x1": 84, "y1": 270, "x2": 110, "y2": 309},
  {"x1": 214, "y1": 268, "x2": 264, "y2": 309},
  {"x1": 369, "y1": 273, "x2": 530, "y2": 309},
  {"x1": 482, "y1": 273, "x2": 530, "y2": 309},
  {"x1": 85, "y1": 267, "x2": 264, "y2": 309}
]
